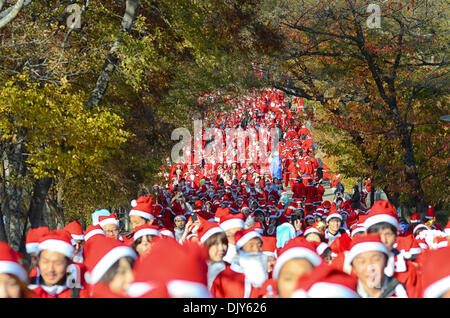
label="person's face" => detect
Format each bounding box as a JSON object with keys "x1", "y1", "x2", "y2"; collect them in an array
[
  {"x1": 135, "y1": 235, "x2": 156, "y2": 256},
  {"x1": 130, "y1": 215, "x2": 148, "y2": 231},
  {"x1": 305, "y1": 233, "x2": 322, "y2": 243},
  {"x1": 0, "y1": 274, "x2": 21, "y2": 298},
  {"x1": 266, "y1": 255, "x2": 276, "y2": 273},
  {"x1": 255, "y1": 213, "x2": 265, "y2": 224},
  {"x1": 305, "y1": 218, "x2": 314, "y2": 227},
  {"x1": 377, "y1": 228, "x2": 397, "y2": 252},
  {"x1": 277, "y1": 258, "x2": 314, "y2": 298},
  {"x1": 208, "y1": 240, "x2": 228, "y2": 263},
  {"x1": 108, "y1": 258, "x2": 134, "y2": 296},
  {"x1": 225, "y1": 228, "x2": 242, "y2": 245},
  {"x1": 341, "y1": 213, "x2": 348, "y2": 222},
  {"x1": 328, "y1": 218, "x2": 342, "y2": 234},
  {"x1": 38, "y1": 250, "x2": 70, "y2": 286},
  {"x1": 103, "y1": 223, "x2": 120, "y2": 240},
  {"x1": 352, "y1": 251, "x2": 387, "y2": 290},
  {"x1": 175, "y1": 218, "x2": 186, "y2": 229},
  {"x1": 241, "y1": 238, "x2": 263, "y2": 253},
  {"x1": 73, "y1": 240, "x2": 84, "y2": 256}
]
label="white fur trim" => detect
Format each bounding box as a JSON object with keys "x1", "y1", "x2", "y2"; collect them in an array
[
  {"x1": 26, "y1": 243, "x2": 39, "y2": 255},
  {"x1": 293, "y1": 282, "x2": 359, "y2": 298},
  {"x1": 99, "y1": 218, "x2": 119, "y2": 228},
  {"x1": 273, "y1": 247, "x2": 322, "y2": 280},
  {"x1": 220, "y1": 219, "x2": 245, "y2": 232},
  {"x1": 166, "y1": 280, "x2": 211, "y2": 298},
  {"x1": 304, "y1": 227, "x2": 321, "y2": 237},
  {"x1": 38, "y1": 239, "x2": 74, "y2": 258},
  {"x1": 326, "y1": 213, "x2": 342, "y2": 223},
  {"x1": 316, "y1": 242, "x2": 329, "y2": 255},
  {"x1": 423, "y1": 275, "x2": 450, "y2": 298},
  {"x1": 129, "y1": 209, "x2": 155, "y2": 220},
  {"x1": 84, "y1": 229, "x2": 105, "y2": 241},
  {"x1": 71, "y1": 234, "x2": 84, "y2": 241},
  {"x1": 235, "y1": 231, "x2": 262, "y2": 250},
  {"x1": 85, "y1": 246, "x2": 137, "y2": 284},
  {"x1": 127, "y1": 282, "x2": 158, "y2": 298},
  {"x1": 0, "y1": 261, "x2": 28, "y2": 282},
  {"x1": 133, "y1": 228, "x2": 161, "y2": 241},
  {"x1": 200, "y1": 227, "x2": 224, "y2": 243},
  {"x1": 364, "y1": 214, "x2": 399, "y2": 230},
  {"x1": 347, "y1": 242, "x2": 388, "y2": 264}
]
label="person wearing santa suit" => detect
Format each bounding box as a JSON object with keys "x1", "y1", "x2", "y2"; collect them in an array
[
  {"x1": 348, "y1": 234, "x2": 408, "y2": 298},
  {"x1": 291, "y1": 262, "x2": 359, "y2": 298},
  {"x1": 129, "y1": 224, "x2": 161, "y2": 257},
  {"x1": 25, "y1": 226, "x2": 50, "y2": 281},
  {"x1": 98, "y1": 214, "x2": 125, "y2": 242},
  {"x1": 419, "y1": 245, "x2": 450, "y2": 298},
  {"x1": 364, "y1": 200, "x2": 422, "y2": 298},
  {"x1": 211, "y1": 228, "x2": 266, "y2": 298},
  {"x1": 28, "y1": 229, "x2": 89, "y2": 298},
  {"x1": 127, "y1": 235, "x2": 210, "y2": 298},
  {"x1": 0, "y1": 242, "x2": 38, "y2": 298},
  {"x1": 324, "y1": 209, "x2": 350, "y2": 245},
  {"x1": 84, "y1": 235, "x2": 138, "y2": 298},
  {"x1": 63, "y1": 221, "x2": 88, "y2": 292}
]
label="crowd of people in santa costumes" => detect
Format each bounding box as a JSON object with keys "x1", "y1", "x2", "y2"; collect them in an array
[{"x1": 0, "y1": 88, "x2": 449, "y2": 299}]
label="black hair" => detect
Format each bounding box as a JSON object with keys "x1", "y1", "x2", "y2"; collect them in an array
[
  {"x1": 366, "y1": 222, "x2": 397, "y2": 236},
  {"x1": 131, "y1": 234, "x2": 156, "y2": 251},
  {"x1": 100, "y1": 256, "x2": 135, "y2": 284},
  {"x1": 204, "y1": 231, "x2": 228, "y2": 249}
]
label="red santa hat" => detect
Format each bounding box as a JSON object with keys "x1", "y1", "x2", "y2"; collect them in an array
[
  {"x1": 253, "y1": 221, "x2": 265, "y2": 235},
  {"x1": 347, "y1": 234, "x2": 389, "y2": 265},
  {"x1": 413, "y1": 224, "x2": 429, "y2": 236},
  {"x1": 261, "y1": 236, "x2": 277, "y2": 258},
  {"x1": 25, "y1": 226, "x2": 50, "y2": 255},
  {"x1": 421, "y1": 246, "x2": 450, "y2": 298},
  {"x1": 291, "y1": 263, "x2": 358, "y2": 298},
  {"x1": 64, "y1": 220, "x2": 85, "y2": 243},
  {"x1": 38, "y1": 229, "x2": 75, "y2": 259},
  {"x1": 133, "y1": 224, "x2": 161, "y2": 242},
  {"x1": 410, "y1": 212, "x2": 421, "y2": 224},
  {"x1": 350, "y1": 225, "x2": 366, "y2": 238},
  {"x1": 84, "y1": 224, "x2": 106, "y2": 242},
  {"x1": 315, "y1": 242, "x2": 330, "y2": 257},
  {"x1": 326, "y1": 208, "x2": 343, "y2": 223},
  {"x1": 98, "y1": 213, "x2": 120, "y2": 229},
  {"x1": 159, "y1": 228, "x2": 175, "y2": 239},
  {"x1": 363, "y1": 200, "x2": 399, "y2": 230},
  {"x1": 130, "y1": 196, "x2": 156, "y2": 221},
  {"x1": 445, "y1": 221, "x2": 450, "y2": 237},
  {"x1": 425, "y1": 204, "x2": 435, "y2": 220},
  {"x1": 128, "y1": 239, "x2": 210, "y2": 298},
  {"x1": 84, "y1": 236, "x2": 137, "y2": 284},
  {"x1": 0, "y1": 242, "x2": 28, "y2": 283},
  {"x1": 214, "y1": 207, "x2": 231, "y2": 223},
  {"x1": 273, "y1": 237, "x2": 322, "y2": 280},
  {"x1": 196, "y1": 218, "x2": 225, "y2": 244},
  {"x1": 303, "y1": 226, "x2": 324, "y2": 238},
  {"x1": 234, "y1": 229, "x2": 262, "y2": 250},
  {"x1": 219, "y1": 213, "x2": 245, "y2": 232}
]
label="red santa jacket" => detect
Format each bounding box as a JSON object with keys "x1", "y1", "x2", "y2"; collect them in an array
[{"x1": 210, "y1": 262, "x2": 261, "y2": 298}]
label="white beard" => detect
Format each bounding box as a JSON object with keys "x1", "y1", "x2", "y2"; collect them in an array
[{"x1": 239, "y1": 252, "x2": 268, "y2": 288}]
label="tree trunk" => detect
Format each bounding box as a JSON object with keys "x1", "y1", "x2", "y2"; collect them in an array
[
  {"x1": 28, "y1": 177, "x2": 53, "y2": 228},
  {"x1": 1, "y1": 140, "x2": 27, "y2": 251},
  {"x1": 86, "y1": 0, "x2": 140, "y2": 109},
  {"x1": 18, "y1": 176, "x2": 53, "y2": 254}
]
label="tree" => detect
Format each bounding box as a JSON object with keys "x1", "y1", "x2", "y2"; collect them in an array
[{"x1": 250, "y1": 0, "x2": 449, "y2": 218}]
